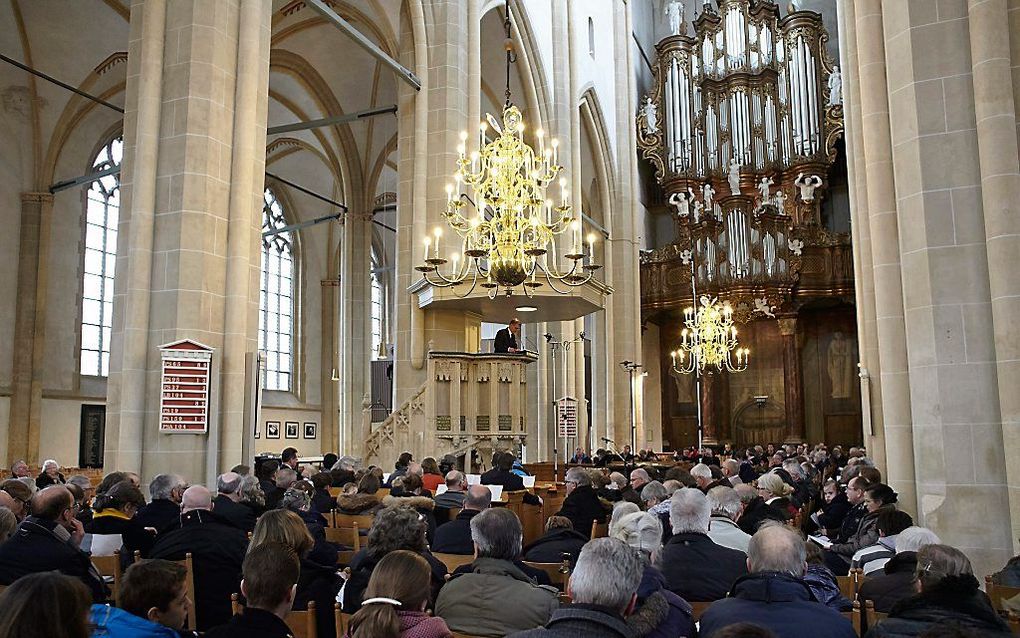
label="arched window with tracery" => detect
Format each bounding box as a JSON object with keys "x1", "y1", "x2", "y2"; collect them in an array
[
  {"x1": 80, "y1": 136, "x2": 122, "y2": 377},
  {"x1": 371, "y1": 270, "x2": 384, "y2": 358},
  {"x1": 260, "y1": 187, "x2": 295, "y2": 391}
]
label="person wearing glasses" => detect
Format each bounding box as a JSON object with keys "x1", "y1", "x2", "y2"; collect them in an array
[
  {"x1": 0, "y1": 479, "x2": 33, "y2": 522},
  {"x1": 0, "y1": 485, "x2": 108, "y2": 602}
]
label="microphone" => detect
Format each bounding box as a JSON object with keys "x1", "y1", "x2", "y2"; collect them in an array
[
  {"x1": 543, "y1": 333, "x2": 554, "y2": 342},
  {"x1": 601, "y1": 437, "x2": 615, "y2": 443}
]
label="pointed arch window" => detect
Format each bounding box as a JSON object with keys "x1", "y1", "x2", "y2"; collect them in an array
[
  {"x1": 260, "y1": 188, "x2": 295, "y2": 391},
  {"x1": 371, "y1": 271, "x2": 384, "y2": 358},
  {"x1": 80, "y1": 136, "x2": 122, "y2": 377}
]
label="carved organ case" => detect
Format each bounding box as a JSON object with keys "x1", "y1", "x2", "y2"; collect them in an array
[{"x1": 637, "y1": 0, "x2": 859, "y2": 447}]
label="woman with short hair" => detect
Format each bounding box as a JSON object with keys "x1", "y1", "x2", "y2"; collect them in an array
[
  {"x1": 85, "y1": 480, "x2": 155, "y2": 565},
  {"x1": 35, "y1": 460, "x2": 65, "y2": 490},
  {"x1": 865, "y1": 544, "x2": 1011, "y2": 637}
]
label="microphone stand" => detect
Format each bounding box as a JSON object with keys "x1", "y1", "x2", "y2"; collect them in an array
[{"x1": 547, "y1": 333, "x2": 585, "y2": 482}]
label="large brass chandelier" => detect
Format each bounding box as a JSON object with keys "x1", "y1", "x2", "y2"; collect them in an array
[
  {"x1": 670, "y1": 295, "x2": 750, "y2": 374},
  {"x1": 415, "y1": 2, "x2": 600, "y2": 298}
]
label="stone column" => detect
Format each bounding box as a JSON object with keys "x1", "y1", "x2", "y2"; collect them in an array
[
  {"x1": 106, "y1": 0, "x2": 271, "y2": 480},
  {"x1": 339, "y1": 210, "x2": 371, "y2": 451},
  {"x1": 319, "y1": 278, "x2": 339, "y2": 451},
  {"x1": 700, "y1": 372, "x2": 718, "y2": 446},
  {"x1": 852, "y1": 0, "x2": 917, "y2": 513},
  {"x1": 778, "y1": 317, "x2": 804, "y2": 443},
  {"x1": 967, "y1": 0, "x2": 1020, "y2": 551},
  {"x1": 6, "y1": 192, "x2": 54, "y2": 464}
]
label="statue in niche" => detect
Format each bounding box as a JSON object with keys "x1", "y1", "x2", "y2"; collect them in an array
[
  {"x1": 827, "y1": 331, "x2": 854, "y2": 399},
  {"x1": 641, "y1": 97, "x2": 659, "y2": 135},
  {"x1": 828, "y1": 66, "x2": 842, "y2": 107},
  {"x1": 692, "y1": 198, "x2": 704, "y2": 222},
  {"x1": 728, "y1": 158, "x2": 741, "y2": 195},
  {"x1": 665, "y1": 1, "x2": 685, "y2": 36},
  {"x1": 702, "y1": 182, "x2": 716, "y2": 210},
  {"x1": 794, "y1": 172, "x2": 823, "y2": 202},
  {"x1": 757, "y1": 177, "x2": 773, "y2": 205}
]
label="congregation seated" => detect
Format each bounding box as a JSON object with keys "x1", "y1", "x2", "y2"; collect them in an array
[
  {"x1": 856, "y1": 526, "x2": 941, "y2": 613},
  {"x1": 346, "y1": 550, "x2": 453, "y2": 638},
  {"x1": 84, "y1": 480, "x2": 155, "y2": 566},
  {"x1": 825, "y1": 482, "x2": 898, "y2": 575},
  {"x1": 89, "y1": 559, "x2": 192, "y2": 638},
  {"x1": 0, "y1": 485, "x2": 107, "y2": 601},
  {"x1": 329, "y1": 456, "x2": 358, "y2": 487},
  {"x1": 256, "y1": 460, "x2": 280, "y2": 504},
  {"x1": 707, "y1": 485, "x2": 752, "y2": 553},
  {"x1": 135, "y1": 474, "x2": 187, "y2": 534},
  {"x1": 639, "y1": 480, "x2": 672, "y2": 543},
  {"x1": 436, "y1": 508, "x2": 558, "y2": 637},
  {"x1": 852, "y1": 509, "x2": 914, "y2": 575},
  {"x1": 508, "y1": 538, "x2": 641, "y2": 638},
  {"x1": 36, "y1": 459, "x2": 67, "y2": 490},
  {"x1": 692, "y1": 462, "x2": 730, "y2": 492},
  {"x1": 659, "y1": 487, "x2": 748, "y2": 602},
  {"x1": 212, "y1": 472, "x2": 257, "y2": 533},
  {"x1": 335, "y1": 472, "x2": 385, "y2": 516},
  {"x1": 432, "y1": 484, "x2": 490, "y2": 554},
  {"x1": 609, "y1": 512, "x2": 696, "y2": 638},
  {"x1": 522, "y1": 516, "x2": 588, "y2": 565},
  {"x1": 721, "y1": 459, "x2": 743, "y2": 486},
  {"x1": 251, "y1": 509, "x2": 341, "y2": 638},
  {"x1": 420, "y1": 457, "x2": 445, "y2": 494},
  {"x1": 699, "y1": 524, "x2": 856, "y2": 638},
  {"x1": 812, "y1": 478, "x2": 851, "y2": 536},
  {"x1": 434, "y1": 470, "x2": 467, "y2": 511},
  {"x1": 204, "y1": 542, "x2": 300, "y2": 638},
  {"x1": 343, "y1": 505, "x2": 447, "y2": 613},
  {"x1": 622, "y1": 468, "x2": 650, "y2": 505},
  {"x1": 864, "y1": 544, "x2": 1012, "y2": 637},
  {"x1": 149, "y1": 485, "x2": 248, "y2": 630},
  {"x1": 555, "y1": 467, "x2": 606, "y2": 538},
  {"x1": 0, "y1": 571, "x2": 93, "y2": 638},
  {"x1": 66, "y1": 475, "x2": 96, "y2": 527},
  {"x1": 237, "y1": 473, "x2": 267, "y2": 516},
  {"x1": 755, "y1": 472, "x2": 796, "y2": 522},
  {"x1": 266, "y1": 467, "x2": 297, "y2": 510}
]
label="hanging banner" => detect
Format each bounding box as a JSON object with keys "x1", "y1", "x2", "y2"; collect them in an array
[{"x1": 158, "y1": 339, "x2": 214, "y2": 434}]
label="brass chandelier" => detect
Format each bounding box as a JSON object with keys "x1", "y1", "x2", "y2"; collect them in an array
[
  {"x1": 415, "y1": 2, "x2": 600, "y2": 298},
  {"x1": 670, "y1": 295, "x2": 750, "y2": 374}
]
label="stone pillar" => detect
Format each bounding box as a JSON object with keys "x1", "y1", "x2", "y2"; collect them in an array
[
  {"x1": 339, "y1": 210, "x2": 371, "y2": 451},
  {"x1": 6, "y1": 192, "x2": 54, "y2": 465},
  {"x1": 836, "y1": 0, "x2": 886, "y2": 465},
  {"x1": 852, "y1": 0, "x2": 917, "y2": 514},
  {"x1": 778, "y1": 317, "x2": 804, "y2": 443},
  {"x1": 700, "y1": 372, "x2": 717, "y2": 446},
  {"x1": 320, "y1": 278, "x2": 339, "y2": 452},
  {"x1": 106, "y1": 0, "x2": 271, "y2": 481},
  {"x1": 967, "y1": 0, "x2": 1020, "y2": 552}
]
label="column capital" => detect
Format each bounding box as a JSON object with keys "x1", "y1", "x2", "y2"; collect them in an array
[{"x1": 777, "y1": 317, "x2": 798, "y2": 336}]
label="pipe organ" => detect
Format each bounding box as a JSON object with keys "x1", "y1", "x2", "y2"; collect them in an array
[{"x1": 638, "y1": 0, "x2": 843, "y2": 316}]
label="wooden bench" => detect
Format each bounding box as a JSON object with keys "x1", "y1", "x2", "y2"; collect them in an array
[
  {"x1": 91, "y1": 550, "x2": 124, "y2": 605},
  {"x1": 523, "y1": 558, "x2": 572, "y2": 588},
  {"x1": 432, "y1": 552, "x2": 475, "y2": 574}
]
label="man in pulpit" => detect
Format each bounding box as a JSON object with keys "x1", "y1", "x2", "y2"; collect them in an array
[{"x1": 493, "y1": 318, "x2": 521, "y2": 353}]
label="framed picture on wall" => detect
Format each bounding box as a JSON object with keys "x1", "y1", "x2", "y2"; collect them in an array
[
  {"x1": 253, "y1": 422, "x2": 260, "y2": 439},
  {"x1": 285, "y1": 421, "x2": 299, "y2": 439},
  {"x1": 303, "y1": 422, "x2": 317, "y2": 439},
  {"x1": 266, "y1": 421, "x2": 280, "y2": 439}
]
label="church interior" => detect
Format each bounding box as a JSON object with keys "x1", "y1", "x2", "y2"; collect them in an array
[{"x1": 1, "y1": 0, "x2": 1019, "y2": 620}]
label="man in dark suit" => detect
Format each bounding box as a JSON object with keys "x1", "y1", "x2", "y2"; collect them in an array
[
  {"x1": 555, "y1": 467, "x2": 607, "y2": 539},
  {"x1": 432, "y1": 485, "x2": 491, "y2": 554},
  {"x1": 212, "y1": 472, "x2": 257, "y2": 532},
  {"x1": 493, "y1": 318, "x2": 521, "y2": 353},
  {"x1": 0, "y1": 485, "x2": 107, "y2": 601},
  {"x1": 136, "y1": 474, "x2": 186, "y2": 533}
]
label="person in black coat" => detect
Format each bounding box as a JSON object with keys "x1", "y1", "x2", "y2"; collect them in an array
[
  {"x1": 857, "y1": 551, "x2": 920, "y2": 613},
  {"x1": 555, "y1": 467, "x2": 607, "y2": 539},
  {"x1": 212, "y1": 472, "x2": 257, "y2": 533},
  {"x1": 0, "y1": 485, "x2": 108, "y2": 602},
  {"x1": 481, "y1": 452, "x2": 541, "y2": 505},
  {"x1": 310, "y1": 472, "x2": 336, "y2": 515},
  {"x1": 135, "y1": 474, "x2": 186, "y2": 534},
  {"x1": 493, "y1": 318, "x2": 521, "y2": 353},
  {"x1": 35, "y1": 460, "x2": 66, "y2": 490},
  {"x1": 522, "y1": 516, "x2": 588, "y2": 565},
  {"x1": 734, "y1": 483, "x2": 786, "y2": 534},
  {"x1": 659, "y1": 488, "x2": 748, "y2": 602},
  {"x1": 205, "y1": 542, "x2": 300, "y2": 638},
  {"x1": 84, "y1": 481, "x2": 156, "y2": 569},
  {"x1": 813, "y1": 479, "x2": 852, "y2": 535},
  {"x1": 433, "y1": 486, "x2": 490, "y2": 554},
  {"x1": 149, "y1": 486, "x2": 248, "y2": 631},
  {"x1": 864, "y1": 544, "x2": 1011, "y2": 638}
]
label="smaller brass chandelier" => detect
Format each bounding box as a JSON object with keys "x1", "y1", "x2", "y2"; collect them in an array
[
  {"x1": 670, "y1": 295, "x2": 750, "y2": 374},
  {"x1": 415, "y1": 1, "x2": 600, "y2": 298}
]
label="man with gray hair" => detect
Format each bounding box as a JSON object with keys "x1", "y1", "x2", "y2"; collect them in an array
[
  {"x1": 555, "y1": 466, "x2": 606, "y2": 538},
  {"x1": 509, "y1": 538, "x2": 643, "y2": 637},
  {"x1": 699, "y1": 524, "x2": 856, "y2": 638},
  {"x1": 722, "y1": 458, "x2": 743, "y2": 485},
  {"x1": 856, "y1": 526, "x2": 941, "y2": 612},
  {"x1": 434, "y1": 470, "x2": 468, "y2": 510},
  {"x1": 707, "y1": 485, "x2": 752, "y2": 553},
  {"x1": 212, "y1": 471, "x2": 256, "y2": 532},
  {"x1": 660, "y1": 487, "x2": 747, "y2": 601},
  {"x1": 136, "y1": 474, "x2": 186, "y2": 533},
  {"x1": 436, "y1": 508, "x2": 558, "y2": 636},
  {"x1": 690, "y1": 462, "x2": 716, "y2": 492},
  {"x1": 266, "y1": 466, "x2": 297, "y2": 509},
  {"x1": 641, "y1": 480, "x2": 672, "y2": 542}
]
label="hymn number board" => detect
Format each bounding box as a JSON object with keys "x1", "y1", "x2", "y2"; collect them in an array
[{"x1": 158, "y1": 339, "x2": 214, "y2": 434}]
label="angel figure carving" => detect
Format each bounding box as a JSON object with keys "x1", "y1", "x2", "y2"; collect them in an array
[{"x1": 794, "y1": 173, "x2": 823, "y2": 202}]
